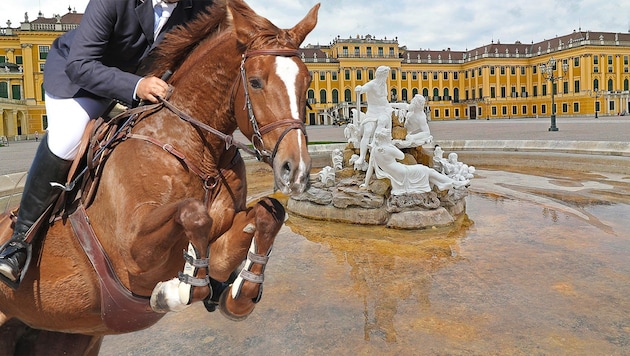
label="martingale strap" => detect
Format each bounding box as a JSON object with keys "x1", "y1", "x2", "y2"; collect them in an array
[{"x1": 69, "y1": 205, "x2": 163, "y2": 332}]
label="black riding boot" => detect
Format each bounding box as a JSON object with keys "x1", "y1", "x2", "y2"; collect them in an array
[{"x1": 0, "y1": 134, "x2": 72, "y2": 288}]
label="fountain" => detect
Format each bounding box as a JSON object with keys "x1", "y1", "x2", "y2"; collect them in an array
[{"x1": 288, "y1": 66, "x2": 475, "y2": 229}]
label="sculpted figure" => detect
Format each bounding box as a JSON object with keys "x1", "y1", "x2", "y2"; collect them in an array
[
  {"x1": 344, "y1": 108, "x2": 363, "y2": 147},
  {"x1": 363, "y1": 129, "x2": 467, "y2": 195},
  {"x1": 331, "y1": 148, "x2": 343, "y2": 171},
  {"x1": 442, "y1": 152, "x2": 475, "y2": 181},
  {"x1": 404, "y1": 94, "x2": 432, "y2": 143},
  {"x1": 354, "y1": 66, "x2": 392, "y2": 169},
  {"x1": 318, "y1": 166, "x2": 335, "y2": 187}
]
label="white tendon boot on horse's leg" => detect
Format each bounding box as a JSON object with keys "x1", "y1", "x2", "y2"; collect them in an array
[
  {"x1": 150, "y1": 243, "x2": 210, "y2": 313},
  {"x1": 219, "y1": 230, "x2": 271, "y2": 321}
]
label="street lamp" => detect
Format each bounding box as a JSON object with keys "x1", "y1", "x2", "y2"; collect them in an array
[
  {"x1": 588, "y1": 88, "x2": 602, "y2": 118},
  {"x1": 483, "y1": 96, "x2": 491, "y2": 120},
  {"x1": 539, "y1": 57, "x2": 569, "y2": 131}
]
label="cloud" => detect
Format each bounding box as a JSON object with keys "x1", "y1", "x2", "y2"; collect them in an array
[{"x1": 3, "y1": 0, "x2": 630, "y2": 51}]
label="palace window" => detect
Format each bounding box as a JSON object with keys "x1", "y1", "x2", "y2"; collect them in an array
[
  {"x1": 0, "y1": 82, "x2": 8, "y2": 98},
  {"x1": 38, "y1": 45, "x2": 49, "y2": 60}
]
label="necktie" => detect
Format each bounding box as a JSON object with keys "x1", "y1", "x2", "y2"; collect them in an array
[
  {"x1": 153, "y1": 4, "x2": 163, "y2": 35},
  {"x1": 153, "y1": 2, "x2": 175, "y2": 40}
]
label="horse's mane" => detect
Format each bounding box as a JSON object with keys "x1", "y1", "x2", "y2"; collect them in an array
[
  {"x1": 144, "y1": 0, "x2": 301, "y2": 78},
  {"x1": 144, "y1": 0, "x2": 229, "y2": 77}
]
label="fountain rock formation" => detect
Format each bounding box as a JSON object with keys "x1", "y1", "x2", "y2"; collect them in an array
[{"x1": 288, "y1": 67, "x2": 473, "y2": 229}]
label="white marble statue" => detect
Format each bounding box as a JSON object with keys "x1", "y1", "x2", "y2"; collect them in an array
[
  {"x1": 331, "y1": 148, "x2": 343, "y2": 171},
  {"x1": 362, "y1": 129, "x2": 468, "y2": 195},
  {"x1": 442, "y1": 152, "x2": 475, "y2": 181},
  {"x1": 354, "y1": 66, "x2": 393, "y2": 169},
  {"x1": 344, "y1": 108, "x2": 363, "y2": 148},
  {"x1": 393, "y1": 94, "x2": 432, "y2": 148},
  {"x1": 318, "y1": 166, "x2": 335, "y2": 187},
  {"x1": 432, "y1": 144, "x2": 446, "y2": 171},
  {"x1": 404, "y1": 95, "x2": 432, "y2": 142},
  {"x1": 390, "y1": 102, "x2": 409, "y2": 122}
]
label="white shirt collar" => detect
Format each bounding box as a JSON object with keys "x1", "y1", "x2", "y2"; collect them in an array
[{"x1": 152, "y1": 0, "x2": 178, "y2": 11}]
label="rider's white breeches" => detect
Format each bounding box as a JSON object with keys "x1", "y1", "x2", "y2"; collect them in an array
[{"x1": 45, "y1": 93, "x2": 109, "y2": 160}]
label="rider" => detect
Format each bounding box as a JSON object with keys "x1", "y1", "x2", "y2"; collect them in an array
[{"x1": 0, "y1": 0, "x2": 213, "y2": 288}]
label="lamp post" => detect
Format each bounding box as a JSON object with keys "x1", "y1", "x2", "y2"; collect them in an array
[
  {"x1": 539, "y1": 57, "x2": 568, "y2": 131},
  {"x1": 589, "y1": 89, "x2": 602, "y2": 118},
  {"x1": 483, "y1": 96, "x2": 490, "y2": 120}
]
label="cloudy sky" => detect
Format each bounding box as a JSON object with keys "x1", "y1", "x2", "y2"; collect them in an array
[{"x1": 4, "y1": 0, "x2": 630, "y2": 51}]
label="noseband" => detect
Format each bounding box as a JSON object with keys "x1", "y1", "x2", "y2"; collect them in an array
[{"x1": 237, "y1": 49, "x2": 308, "y2": 165}]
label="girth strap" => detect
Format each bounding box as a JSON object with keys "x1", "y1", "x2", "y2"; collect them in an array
[{"x1": 69, "y1": 205, "x2": 163, "y2": 332}]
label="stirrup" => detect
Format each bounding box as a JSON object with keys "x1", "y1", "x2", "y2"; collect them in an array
[{"x1": 0, "y1": 238, "x2": 32, "y2": 290}]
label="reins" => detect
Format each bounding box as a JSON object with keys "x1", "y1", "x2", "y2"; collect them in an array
[
  {"x1": 59, "y1": 48, "x2": 307, "y2": 197},
  {"x1": 157, "y1": 48, "x2": 307, "y2": 165}
]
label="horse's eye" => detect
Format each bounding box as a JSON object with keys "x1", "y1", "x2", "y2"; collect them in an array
[{"x1": 249, "y1": 78, "x2": 263, "y2": 89}]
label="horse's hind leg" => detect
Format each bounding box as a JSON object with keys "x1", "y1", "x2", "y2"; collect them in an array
[{"x1": 213, "y1": 197, "x2": 285, "y2": 321}]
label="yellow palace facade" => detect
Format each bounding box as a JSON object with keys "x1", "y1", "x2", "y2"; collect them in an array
[
  {"x1": 302, "y1": 32, "x2": 630, "y2": 125},
  {"x1": 0, "y1": 10, "x2": 81, "y2": 140},
  {"x1": 1, "y1": 9, "x2": 630, "y2": 139}
]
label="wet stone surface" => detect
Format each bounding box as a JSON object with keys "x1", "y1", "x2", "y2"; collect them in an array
[{"x1": 100, "y1": 162, "x2": 630, "y2": 355}]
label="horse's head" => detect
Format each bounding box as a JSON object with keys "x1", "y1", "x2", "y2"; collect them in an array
[{"x1": 229, "y1": 1, "x2": 320, "y2": 195}]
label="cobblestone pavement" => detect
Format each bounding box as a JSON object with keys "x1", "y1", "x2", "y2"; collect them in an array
[{"x1": 2, "y1": 115, "x2": 628, "y2": 175}]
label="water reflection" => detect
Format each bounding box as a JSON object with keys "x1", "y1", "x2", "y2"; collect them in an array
[
  {"x1": 101, "y1": 166, "x2": 630, "y2": 354},
  {"x1": 285, "y1": 214, "x2": 473, "y2": 343}
]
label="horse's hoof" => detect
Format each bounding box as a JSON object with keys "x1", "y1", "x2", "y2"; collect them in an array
[
  {"x1": 218, "y1": 287, "x2": 251, "y2": 321},
  {"x1": 150, "y1": 278, "x2": 190, "y2": 313},
  {"x1": 150, "y1": 281, "x2": 170, "y2": 313}
]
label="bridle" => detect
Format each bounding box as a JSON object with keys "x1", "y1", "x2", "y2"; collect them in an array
[
  {"x1": 235, "y1": 49, "x2": 308, "y2": 165},
  {"x1": 58, "y1": 49, "x2": 309, "y2": 201},
  {"x1": 154, "y1": 48, "x2": 307, "y2": 166}
]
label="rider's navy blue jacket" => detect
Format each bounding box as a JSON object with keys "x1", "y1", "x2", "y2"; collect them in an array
[{"x1": 43, "y1": 0, "x2": 212, "y2": 106}]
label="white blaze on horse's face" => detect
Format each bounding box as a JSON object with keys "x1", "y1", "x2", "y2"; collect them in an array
[
  {"x1": 275, "y1": 56, "x2": 300, "y2": 121},
  {"x1": 273, "y1": 56, "x2": 309, "y2": 194}
]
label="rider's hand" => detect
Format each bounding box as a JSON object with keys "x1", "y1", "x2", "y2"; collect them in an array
[{"x1": 136, "y1": 76, "x2": 169, "y2": 103}]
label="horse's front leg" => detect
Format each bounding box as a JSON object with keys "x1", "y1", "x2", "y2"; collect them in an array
[
  {"x1": 130, "y1": 198, "x2": 213, "y2": 313},
  {"x1": 209, "y1": 197, "x2": 285, "y2": 321}
]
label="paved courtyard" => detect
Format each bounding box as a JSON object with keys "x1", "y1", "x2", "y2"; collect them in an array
[{"x1": 2, "y1": 115, "x2": 629, "y2": 176}]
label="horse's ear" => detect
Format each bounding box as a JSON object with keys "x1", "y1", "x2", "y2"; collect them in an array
[
  {"x1": 228, "y1": 0, "x2": 273, "y2": 47},
  {"x1": 287, "y1": 3, "x2": 320, "y2": 47}
]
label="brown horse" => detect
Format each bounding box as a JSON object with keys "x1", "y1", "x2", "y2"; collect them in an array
[{"x1": 0, "y1": 0, "x2": 318, "y2": 353}]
